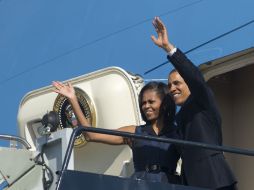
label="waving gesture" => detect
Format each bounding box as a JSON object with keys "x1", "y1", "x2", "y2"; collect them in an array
[
  {"x1": 52, "y1": 80, "x2": 91, "y2": 127},
  {"x1": 151, "y1": 17, "x2": 174, "y2": 53},
  {"x1": 52, "y1": 81, "x2": 76, "y2": 100}
]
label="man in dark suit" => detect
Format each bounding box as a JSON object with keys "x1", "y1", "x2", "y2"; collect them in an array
[{"x1": 151, "y1": 17, "x2": 237, "y2": 190}]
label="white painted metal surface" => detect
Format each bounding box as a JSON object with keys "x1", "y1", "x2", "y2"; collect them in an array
[{"x1": 16, "y1": 67, "x2": 144, "y2": 186}]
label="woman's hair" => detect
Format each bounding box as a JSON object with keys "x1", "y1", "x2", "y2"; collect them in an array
[{"x1": 138, "y1": 81, "x2": 176, "y2": 127}]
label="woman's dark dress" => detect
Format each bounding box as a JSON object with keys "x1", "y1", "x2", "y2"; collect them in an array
[{"x1": 131, "y1": 124, "x2": 180, "y2": 183}]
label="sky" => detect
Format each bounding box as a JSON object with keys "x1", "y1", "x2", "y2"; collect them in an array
[{"x1": 0, "y1": 0, "x2": 254, "y2": 146}]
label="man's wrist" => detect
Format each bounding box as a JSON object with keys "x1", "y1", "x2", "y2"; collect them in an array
[
  {"x1": 167, "y1": 47, "x2": 177, "y2": 56},
  {"x1": 163, "y1": 43, "x2": 175, "y2": 55}
]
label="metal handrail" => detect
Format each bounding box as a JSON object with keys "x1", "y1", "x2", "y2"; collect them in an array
[
  {"x1": 56, "y1": 126, "x2": 254, "y2": 189},
  {"x1": 0, "y1": 134, "x2": 31, "y2": 149}
]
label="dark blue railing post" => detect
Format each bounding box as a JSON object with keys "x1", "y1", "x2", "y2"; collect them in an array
[{"x1": 56, "y1": 126, "x2": 84, "y2": 190}]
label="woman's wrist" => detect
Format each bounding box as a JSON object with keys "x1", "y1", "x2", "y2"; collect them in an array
[{"x1": 68, "y1": 95, "x2": 78, "y2": 103}]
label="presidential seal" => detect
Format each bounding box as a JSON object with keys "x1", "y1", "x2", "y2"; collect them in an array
[{"x1": 53, "y1": 87, "x2": 96, "y2": 147}]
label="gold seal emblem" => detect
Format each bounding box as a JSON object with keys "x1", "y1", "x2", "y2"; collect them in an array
[{"x1": 53, "y1": 87, "x2": 96, "y2": 147}]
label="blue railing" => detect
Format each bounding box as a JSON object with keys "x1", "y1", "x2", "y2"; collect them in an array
[{"x1": 56, "y1": 126, "x2": 254, "y2": 189}]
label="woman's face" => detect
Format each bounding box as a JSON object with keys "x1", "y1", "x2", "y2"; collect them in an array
[{"x1": 141, "y1": 89, "x2": 162, "y2": 122}]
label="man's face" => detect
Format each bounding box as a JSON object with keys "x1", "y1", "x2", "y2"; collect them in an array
[{"x1": 168, "y1": 71, "x2": 191, "y2": 106}]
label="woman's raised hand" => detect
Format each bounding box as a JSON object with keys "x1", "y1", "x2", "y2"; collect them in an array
[{"x1": 52, "y1": 81, "x2": 76, "y2": 100}]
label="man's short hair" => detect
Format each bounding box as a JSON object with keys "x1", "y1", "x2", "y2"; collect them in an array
[{"x1": 169, "y1": 69, "x2": 178, "y2": 76}]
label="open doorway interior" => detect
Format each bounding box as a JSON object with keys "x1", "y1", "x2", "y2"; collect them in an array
[{"x1": 207, "y1": 64, "x2": 254, "y2": 190}]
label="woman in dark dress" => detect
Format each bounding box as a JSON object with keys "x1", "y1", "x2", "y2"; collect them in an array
[{"x1": 52, "y1": 81, "x2": 180, "y2": 183}]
